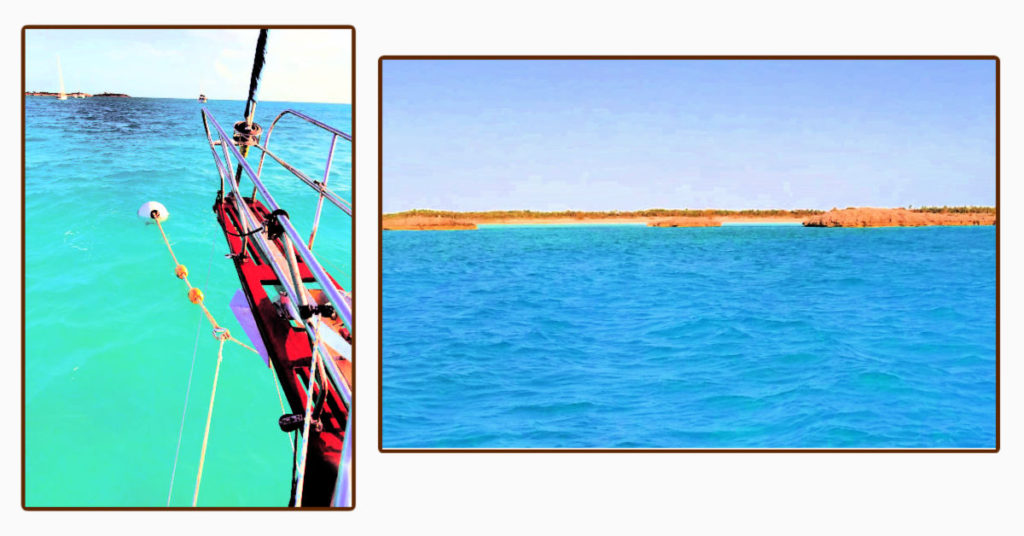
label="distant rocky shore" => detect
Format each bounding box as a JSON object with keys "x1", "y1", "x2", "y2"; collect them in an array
[
  {"x1": 383, "y1": 207, "x2": 996, "y2": 230},
  {"x1": 383, "y1": 209, "x2": 819, "y2": 230},
  {"x1": 803, "y1": 207, "x2": 996, "y2": 227},
  {"x1": 25, "y1": 91, "x2": 130, "y2": 98},
  {"x1": 26, "y1": 91, "x2": 89, "y2": 97}
]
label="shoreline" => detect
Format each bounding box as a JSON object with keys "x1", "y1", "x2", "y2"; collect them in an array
[
  {"x1": 478, "y1": 217, "x2": 805, "y2": 226},
  {"x1": 383, "y1": 215, "x2": 811, "y2": 230},
  {"x1": 382, "y1": 208, "x2": 995, "y2": 231}
]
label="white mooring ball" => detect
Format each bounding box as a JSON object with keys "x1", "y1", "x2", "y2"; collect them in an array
[{"x1": 138, "y1": 201, "x2": 169, "y2": 222}]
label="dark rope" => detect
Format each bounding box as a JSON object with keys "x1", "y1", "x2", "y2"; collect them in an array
[
  {"x1": 224, "y1": 225, "x2": 264, "y2": 238},
  {"x1": 288, "y1": 429, "x2": 298, "y2": 507}
]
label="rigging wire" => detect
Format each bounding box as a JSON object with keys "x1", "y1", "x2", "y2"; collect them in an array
[
  {"x1": 149, "y1": 214, "x2": 259, "y2": 507},
  {"x1": 166, "y1": 240, "x2": 215, "y2": 506},
  {"x1": 193, "y1": 334, "x2": 230, "y2": 506},
  {"x1": 268, "y1": 356, "x2": 295, "y2": 453}
]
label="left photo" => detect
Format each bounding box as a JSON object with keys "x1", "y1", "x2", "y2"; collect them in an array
[{"x1": 23, "y1": 27, "x2": 354, "y2": 508}]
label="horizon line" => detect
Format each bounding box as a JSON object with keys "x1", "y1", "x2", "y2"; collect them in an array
[
  {"x1": 24, "y1": 93, "x2": 351, "y2": 105},
  {"x1": 384, "y1": 205, "x2": 997, "y2": 215}
]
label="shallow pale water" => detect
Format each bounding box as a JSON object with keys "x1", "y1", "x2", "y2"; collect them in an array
[
  {"x1": 25, "y1": 96, "x2": 351, "y2": 506},
  {"x1": 382, "y1": 224, "x2": 995, "y2": 448}
]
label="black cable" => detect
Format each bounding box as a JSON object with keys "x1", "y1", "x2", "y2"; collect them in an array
[
  {"x1": 288, "y1": 430, "x2": 298, "y2": 507},
  {"x1": 224, "y1": 225, "x2": 264, "y2": 238}
]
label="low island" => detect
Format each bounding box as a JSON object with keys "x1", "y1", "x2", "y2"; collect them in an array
[
  {"x1": 382, "y1": 214, "x2": 478, "y2": 231},
  {"x1": 25, "y1": 91, "x2": 92, "y2": 98},
  {"x1": 802, "y1": 207, "x2": 996, "y2": 227},
  {"x1": 383, "y1": 207, "x2": 996, "y2": 230},
  {"x1": 25, "y1": 91, "x2": 130, "y2": 98}
]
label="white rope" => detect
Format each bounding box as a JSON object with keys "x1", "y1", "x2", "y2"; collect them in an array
[
  {"x1": 166, "y1": 240, "x2": 215, "y2": 506},
  {"x1": 193, "y1": 337, "x2": 228, "y2": 506},
  {"x1": 267, "y1": 357, "x2": 295, "y2": 453}
]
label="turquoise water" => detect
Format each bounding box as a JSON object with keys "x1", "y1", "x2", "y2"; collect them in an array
[
  {"x1": 382, "y1": 224, "x2": 996, "y2": 448},
  {"x1": 25, "y1": 96, "x2": 351, "y2": 506}
]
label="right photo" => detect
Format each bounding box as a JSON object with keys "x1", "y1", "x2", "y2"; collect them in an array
[{"x1": 379, "y1": 57, "x2": 997, "y2": 450}]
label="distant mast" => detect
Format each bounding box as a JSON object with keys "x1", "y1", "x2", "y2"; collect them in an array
[{"x1": 56, "y1": 55, "x2": 67, "y2": 100}]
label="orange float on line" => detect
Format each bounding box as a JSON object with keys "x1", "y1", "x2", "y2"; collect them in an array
[
  {"x1": 188, "y1": 288, "x2": 205, "y2": 304},
  {"x1": 175, "y1": 264, "x2": 189, "y2": 279}
]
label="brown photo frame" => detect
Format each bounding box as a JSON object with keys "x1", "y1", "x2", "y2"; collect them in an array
[
  {"x1": 22, "y1": 24, "x2": 357, "y2": 510},
  {"x1": 377, "y1": 55, "x2": 999, "y2": 454}
]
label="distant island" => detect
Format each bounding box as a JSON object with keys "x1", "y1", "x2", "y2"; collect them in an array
[
  {"x1": 383, "y1": 207, "x2": 996, "y2": 230},
  {"x1": 25, "y1": 91, "x2": 130, "y2": 98},
  {"x1": 803, "y1": 207, "x2": 996, "y2": 227},
  {"x1": 382, "y1": 214, "x2": 478, "y2": 231},
  {"x1": 26, "y1": 91, "x2": 90, "y2": 97}
]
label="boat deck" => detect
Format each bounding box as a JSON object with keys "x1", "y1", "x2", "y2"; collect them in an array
[{"x1": 214, "y1": 192, "x2": 351, "y2": 506}]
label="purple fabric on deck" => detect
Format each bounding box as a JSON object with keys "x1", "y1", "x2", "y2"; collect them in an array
[{"x1": 229, "y1": 289, "x2": 270, "y2": 367}]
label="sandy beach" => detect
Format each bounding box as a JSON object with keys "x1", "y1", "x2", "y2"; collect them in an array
[{"x1": 382, "y1": 215, "x2": 478, "y2": 231}]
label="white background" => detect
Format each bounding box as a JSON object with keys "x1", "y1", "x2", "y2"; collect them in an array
[{"x1": 4, "y1": 1, "x2": 1020, "y2": 533}]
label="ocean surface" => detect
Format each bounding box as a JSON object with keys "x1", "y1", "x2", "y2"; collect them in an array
[
  {"x1": 382, "y1": 224, "x2": 996, "y2": 448},
  {"x1": 24, "y1": 96, "x2": 351, "y2": 506}
]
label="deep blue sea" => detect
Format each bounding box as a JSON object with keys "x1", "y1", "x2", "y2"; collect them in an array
[
  {"x1": 382, "y1": 224, "x2": 996, "y2": 449},
  {"x1": 25, "y1": 96, "x2": 351, "y2": 506}
]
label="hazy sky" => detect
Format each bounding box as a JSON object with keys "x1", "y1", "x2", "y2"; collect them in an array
[
  {"x1": 382, "y1": 59, "x2": 995, "y2": 212},
  {"x1": 25, "y1": 29, "x2": 352, "y2": 103}
]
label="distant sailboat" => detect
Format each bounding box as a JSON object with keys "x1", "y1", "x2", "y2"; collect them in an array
[{"x1": 56, "y1": 55, "x2": 67, "y2": 100}]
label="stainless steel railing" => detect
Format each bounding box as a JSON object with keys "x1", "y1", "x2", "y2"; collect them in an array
[
  {"x1": 200, "y1": 108, "x2": 353, "y2": 331},
  {"x1": 256, "y1": 109, "x2": 352, "y2": 233}
]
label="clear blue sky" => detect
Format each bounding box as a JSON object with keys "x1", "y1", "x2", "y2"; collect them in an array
[
  {"x1": 25, "y1": 29, "x2": 351, "y2": 103},
  {"x1": 382, "y1": 59, "x2": 995, "y2": 212}
]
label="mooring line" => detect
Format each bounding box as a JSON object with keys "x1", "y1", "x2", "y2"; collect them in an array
[
  {"x1": 153, "y1": 217, "x2": 260, "y2": 354},
  {"x1": 193, "y1": 336, "x2": 228, "y2": 507},
  {"x1": 152, "y1": 210, "x2": 295, "y2": 504},
  {"x1": 268, "y1": 357, "x2": 295, "y2": 453},
  {"x1": 166, "y1": 240, "x2": 216, "y2": 506}
]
